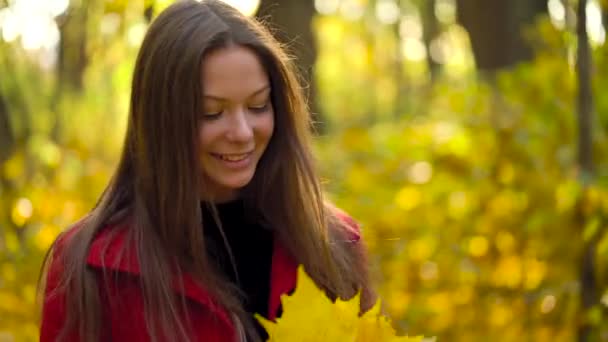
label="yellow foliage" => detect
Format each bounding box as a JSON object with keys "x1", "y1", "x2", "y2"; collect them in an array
[
  {"x1": 11, "y1": 197, "x2": 33, "y2": 227},
  {"x1": 492, "y1": 256, "x2": 522, "y2": 289},
  {"x1": 468, "y1": 235, "x2": 489, "y2": 257},
  {"x1": 489, "y1": 304, "x2": 512, "y2": 327},
  {"x1": 395, "y1": 186, "x2": 422, "y2": 211},
  {"x1": 495, "y1": 231, "x2": 516, "y2": 254},
  {"x1": 257, "y1": 267, "x2": 424, "y2": 342},
  {"x1": 523, "y1": 258, "x2": 547, "y2": 290},
  {"x1": 34, "y1": 224, "x2": 61, "y2": 251},
  {"x1": 447, "y1": 191, "x2": 470, "y2": 219},
  {"x1": 408, "y1": 236, "x2": 437, "y2": 262}
]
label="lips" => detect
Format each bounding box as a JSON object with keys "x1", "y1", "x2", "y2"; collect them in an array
[{"x1": 211, "y1": 152, "x2": 252, "y2": 162}]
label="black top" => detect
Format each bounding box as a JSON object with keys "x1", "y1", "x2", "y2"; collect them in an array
[{"x1": 201, "y1": 199, "x2": 274, "y2": 340}]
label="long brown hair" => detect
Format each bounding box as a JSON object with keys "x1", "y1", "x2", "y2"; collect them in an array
[{"x1": 42, "y1": 1, "x2": 372, "y2": 341}]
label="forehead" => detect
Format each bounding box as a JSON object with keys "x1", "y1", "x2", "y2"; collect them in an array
[{"x1": 201, "y1": 45, "x2": 269, "y2": 99}]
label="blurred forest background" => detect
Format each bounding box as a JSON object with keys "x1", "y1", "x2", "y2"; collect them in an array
[{"x1": 1, "y1": 0, "x2": 608, "y2": 341}]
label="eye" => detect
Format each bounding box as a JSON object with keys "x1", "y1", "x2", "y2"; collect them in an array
[
  {"x1": 249, "y1": 102, "x2": 270, "y2": 113},
  {"x1": 201, "y1": 112, "x2": 222, "y2": 120}
]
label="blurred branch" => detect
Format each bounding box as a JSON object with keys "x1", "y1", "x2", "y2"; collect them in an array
[
  {"x1": 602, "y1": 2, "x2": 607, "y2": 33},
  {"x1": 144, "y1": 3, "x2": 154, "y2": 22},
  {"x1": 561, "y1": 0, "x2": 577, "y2": 31},
  {"x1": 392, "y1": 20, "x2": 407, "y2": 118},
  {"x1": 0, "y1": 92, "x2": 15, "y2": 164}
]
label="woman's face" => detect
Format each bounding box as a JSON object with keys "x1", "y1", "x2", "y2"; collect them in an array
[{"x1": 198, "y1": 45, "x2": 274, "y2": 202}]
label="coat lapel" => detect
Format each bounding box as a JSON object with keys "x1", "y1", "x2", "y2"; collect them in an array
[
  {"x1": 267, "y1": 237, "x2": 298, "y2": 321},
  {"x1": 85, "y1": 227, "x2": 231, "y2": 327},
  {"x1": 85, "y1": 225, "x2": 299, "y2": 326}
]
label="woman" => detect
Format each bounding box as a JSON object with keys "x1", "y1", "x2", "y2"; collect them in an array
[{"x1": 40, "y1": 1, "x2": 375, "y2": 341}]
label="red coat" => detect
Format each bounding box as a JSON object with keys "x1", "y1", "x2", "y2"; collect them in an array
[{"x1": 40, "y1": 213, "x2": 360, "y2": 341}]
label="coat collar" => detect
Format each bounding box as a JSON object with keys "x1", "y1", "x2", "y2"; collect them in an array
[{"x1": 85, "y1": 224, "x2": 298, "y2": 325}]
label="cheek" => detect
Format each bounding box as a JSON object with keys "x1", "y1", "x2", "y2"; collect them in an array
[
  {"x1": 198, "y1": 124, "x2": 216, "y2": 151},
  {"x1": 260, "y1": 114, "x2": 275, "y2": 142}
]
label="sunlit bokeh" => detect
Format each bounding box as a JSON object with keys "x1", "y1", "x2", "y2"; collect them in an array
[
  {"x1": 586, "y1": 0, "x2": 606, "y2": 45},
  {"x1": 0, "y1": 0, "x2": 261, "y2": 52},
  {"x1": 402, "y1": 37, "x2": 426, "y2": 61},
  {"x1": 547, "y1": 0, "x2": 605, "y2": 45},
  {"x1": 375, "y1": 0, "x2": 400, "y2": 25},
  {"x1": 400, "y1": 15, "x2": 423, "y2": 40},
  {"x1": 408, "y1": 161, "x2": 433, "y2": 184},
  {"x1": 314, "y1": 0, "x2": 340, "y2": 15},
  {"x1": 218, "y1": 0, "x2": 260, "y2": 17},
  {"x1": 339, "y1": 0, "x2": 365, "y2": 21},
  {"x1": 540, "y1": 295, "x2": 556, "y2": 314},
  {"x1": 0, "y1": 0, "x2": 65, "y2": 50},
  {"x1": 547, "y1": 0, "x2": 566, "y2": 29},
  {"x1": 435, "y1": 0, "x2": 456, "y2": 24}
]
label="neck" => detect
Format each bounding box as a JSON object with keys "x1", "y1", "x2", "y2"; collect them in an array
[{"x1": 200, "y1": 188, "x2": 240, "y2": 204}]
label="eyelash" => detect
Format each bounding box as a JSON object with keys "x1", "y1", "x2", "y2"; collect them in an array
[
  {"x1": 249, "y1": 102, "x2": 270, "y2": 113},
  {"x1": 201, "y1": 103, "x2": 270, "y2": 120},
  {"x1": 201, "y1": 113, "x2": 221, "y2": 121}
]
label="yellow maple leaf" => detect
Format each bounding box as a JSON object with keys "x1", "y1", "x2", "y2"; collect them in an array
[{"x1": 257, "y1": 266, "x2": 425, "y2": 342}]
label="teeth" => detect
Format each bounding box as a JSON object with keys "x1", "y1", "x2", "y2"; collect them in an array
[{"x1": 218, "y1": 153, "x2": 248, "y2": 162}]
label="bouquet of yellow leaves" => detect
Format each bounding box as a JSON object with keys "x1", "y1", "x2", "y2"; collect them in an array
[{"x1": 257, "y1": 267, "x2": 424, "y2": 342}]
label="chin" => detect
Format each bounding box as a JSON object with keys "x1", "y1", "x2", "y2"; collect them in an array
[{"x1": 220, "y1": 176, "x2": 254, "y2": 190}]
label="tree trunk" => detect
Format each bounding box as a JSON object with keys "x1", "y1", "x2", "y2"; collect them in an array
[
  {"x1": 575, "y1": 0, "x2": 597, "y2": 341},
  {"x1": 455, "y1": 0, "x2": 547, "y2": 73},
  {"x1": 421, "y1": 0, "x2": 441, "y2": 81},
  {"x1": 256, "y1": 0, "x2": 324, "y2": 133},
  {"x1": 57, "y1": 1, "x2": 89, "y2": 92},
  {"x1": 52, "y1": 0, "x2": 90, "y2": 140},
  {"x1": 577, "y1": 2, "x2": 594, "y2": 178}
]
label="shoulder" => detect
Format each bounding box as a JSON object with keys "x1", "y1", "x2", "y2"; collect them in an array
[
  {"x1": 43, "y1": 218, "x2": 95, "y2": 298},
  {"x1": 40, "y1": 219, "x2": 90, "y2": 341},
  {"x1": 45, "y1": 218, "x2": 87, "y2": 274},
  {"x1": 46, "y1": 216, "x2": 134, "y2": 277},
  {"x1": 47, "y1": 217, "x2": 106, "y2": 260}
]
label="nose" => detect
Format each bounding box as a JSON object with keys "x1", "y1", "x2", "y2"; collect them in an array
[{"x1": 227, "y1": 108, "x2": 254, "y2": 142}]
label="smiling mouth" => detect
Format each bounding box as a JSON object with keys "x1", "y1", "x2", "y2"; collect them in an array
[{"x1": 211, "y1": 152, "x2": 252, "y2": 162}]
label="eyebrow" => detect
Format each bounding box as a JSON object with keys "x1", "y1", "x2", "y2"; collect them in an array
[{"x1": 203, "y1": 85, "x2": 271, "y2": 102}]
